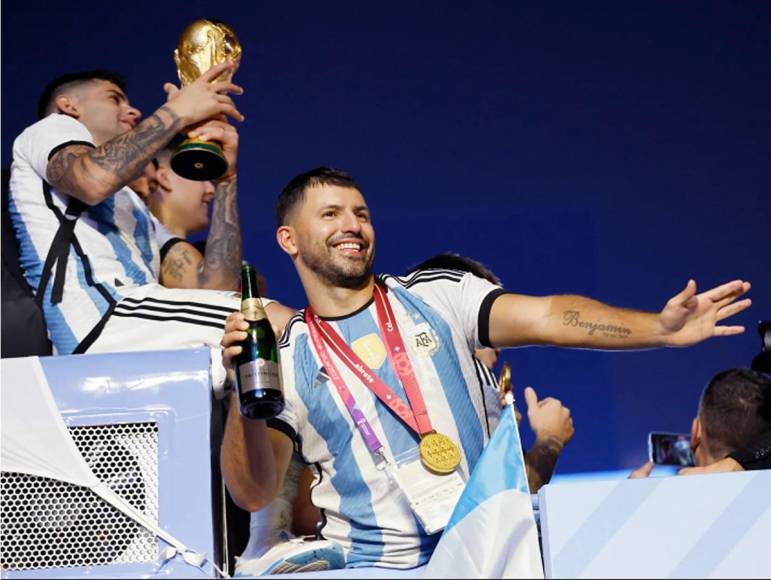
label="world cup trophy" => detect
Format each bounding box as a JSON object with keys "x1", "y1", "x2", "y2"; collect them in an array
[
  {"x1": 171, "y1": 19, "x2": 242, "y2": 181},
  {"x1": 499, "y1": 361, "x2": 514, "y2": 406}
]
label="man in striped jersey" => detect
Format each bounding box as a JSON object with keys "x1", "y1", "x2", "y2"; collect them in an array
[
  {"x1": 8, "y1": 65, "x2": 293, "y2": 358},
  {"x1": 220, "y1": 167, "x2": 751, "y2": 570}
]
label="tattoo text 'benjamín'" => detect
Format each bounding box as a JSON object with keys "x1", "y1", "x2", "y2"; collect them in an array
[{"x1": 562, "y1": 310, "x2": 632, "y2": 338}]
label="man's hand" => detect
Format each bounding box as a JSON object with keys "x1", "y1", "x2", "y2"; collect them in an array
[
  {"x1": 163, "y1": 62, "x2": 245, "y2": 128},
  {"x1": 524, "y1": 386, "x2": 574, "y2": 447},
  {"x1": 188, "y1": 119, "x2": 239, "y2": 180},
  {"x1": 222, "y1": 311, "x2": 248, "y2": 384},
  {"x1": 629, "y1": 461, "x2": 654, "y2": 479},
  {"x1": 221, "y1": 306, "x2": 296, "y2": 372},
  {"x1": 678, "y1": 457, "x2": 743, "y2": 476},
  {"x1": 658, "y1": 279, "x2": 751, "y2": 347}
]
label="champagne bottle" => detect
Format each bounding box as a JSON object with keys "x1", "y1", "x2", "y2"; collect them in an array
[{"x1": 234, "y1": 264, "x2": 284, "y2": 419}]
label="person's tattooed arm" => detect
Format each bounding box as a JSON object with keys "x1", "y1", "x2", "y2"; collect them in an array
[
  {"x1": 46, "y1": 107, "x2": 182, "y2": 205},
  {"x1": 160, "y1": 176, "x2": 241, "y2": 291}
]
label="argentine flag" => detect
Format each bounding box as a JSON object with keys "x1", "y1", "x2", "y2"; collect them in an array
[{"x1": 425, "y1": 405, "x2": 544, "y2": 578}]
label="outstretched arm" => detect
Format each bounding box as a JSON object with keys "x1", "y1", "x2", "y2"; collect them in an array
[
  {"x1": 47, "y1": 62, "x2": 244, "y2": 206},
  {"x1": 488, "y1": 279, "x2": 751, "y2": 350}
]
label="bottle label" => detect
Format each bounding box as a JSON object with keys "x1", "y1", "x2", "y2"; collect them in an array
[
  {"x1": 238, "y1": 359, "x2": 280, "y2": 393},
  {"x1": 241, "y1": 298, "x2": 267, "y2": 322}
]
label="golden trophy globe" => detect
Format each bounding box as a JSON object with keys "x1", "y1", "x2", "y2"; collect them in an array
[{"x1": 171, "y1": 19, "x2": 242, "y2": 181}]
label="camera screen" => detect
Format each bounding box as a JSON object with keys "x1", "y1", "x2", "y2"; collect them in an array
[{"x1": 649, "y1": 432, "x2": 694, "y2": 467}]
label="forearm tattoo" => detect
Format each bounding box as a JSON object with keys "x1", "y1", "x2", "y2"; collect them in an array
[
  {"x1": 525, "y1": 438, "x2": 563, "y2": 492},
  {"x1": 562, "y1": 310, "x2": 632, "y2": 339},
  {"x1": 198, "y1": 176, "x2": 242, "y2": 290},
  {"x1": 90, "y1": 106, "x2": 182, "y2": 184},
  {"x1": 47, "y1": 106, "x2": 182, "y2": 196}
]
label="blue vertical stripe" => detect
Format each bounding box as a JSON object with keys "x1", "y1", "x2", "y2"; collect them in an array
[
  {"x1": 132, "y1": 202, "x2": 155, "y2": 273},
  {"x1": 8, "y1": 188, "x2": 119, "y2": 354},
  {"x1": 88, "y1": 197, "x2": 149, "y2": 285},
  {"x1": 390, "y1": 287, "x2": 485, "y2": 469},
  {"x1": 335, "y1": 310, "x2": 421, "y2": 459},
  {"x1": 39, "y1": 265, "x2": 79, "y2": 355},
  {"x1": 7, "y1": 192, "x2": 76, "y2": 353},
  {"x1": 7, "y1": 191, "x2": 43, "y2": 288},
  {"x1": 335, "y1": 310, "x2": 438, "y2": 559},
  {"x1": 292, "y1": 334, "x2": 385, "y2": 567}
]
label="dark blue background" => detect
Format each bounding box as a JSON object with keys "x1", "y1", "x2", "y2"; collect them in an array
[{"x1": 3, "y1": 1, "x2": 769, "y2": 473}]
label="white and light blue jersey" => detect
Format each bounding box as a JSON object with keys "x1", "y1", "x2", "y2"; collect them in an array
[
  {"x1": 271, "y1": 269, "x2": 508, "y2": 569},
  {"x1": 9, "y1": 114, "x2": 174, "y2": 354}
]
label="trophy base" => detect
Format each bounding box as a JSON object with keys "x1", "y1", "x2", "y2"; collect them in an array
[{"x1": 170, "y1": 139, "x2": 228, "y2": 181}]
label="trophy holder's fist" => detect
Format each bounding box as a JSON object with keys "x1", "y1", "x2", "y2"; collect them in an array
[{"x1": 171, "y1": 19, "x2": 241, "y2": 181}]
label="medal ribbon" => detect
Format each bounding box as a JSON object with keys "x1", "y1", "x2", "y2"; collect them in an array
[
  {"x1": 305, "y1": 283, "x2": 436, "y2": 448},
  {"x1": 306, "y1": 310, "x2": 385, "y2": 455}
]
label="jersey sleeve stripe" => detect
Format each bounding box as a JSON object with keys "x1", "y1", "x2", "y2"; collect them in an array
[
  {"x1": 278, "y1": 311, "x2": 306, "y2": 348},
  {"x1": 47, "y1": 140, "x2": 95, "y2": 161},
  {"x1": 113, "y1": 301, "x2": 228, "y2": 321},
  {"x1": 110, "y1": 310, "x2": 226, "y2": 329},
  {"x1": 119, "y1": 295, "x2": 236, "y2": 314},
  {"x1": 478, "y1": 288, "x2": 511, "y2": 347},
  {"x1": 159, "y1": 237, "x2": 186, "y2": 263}
]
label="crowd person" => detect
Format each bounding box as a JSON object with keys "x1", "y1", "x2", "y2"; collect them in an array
[
  {"x1": 631, "y1": 368, "x2": 771, "y2": 478},
  {"x1": 220, "y1": 166, "x2": 751, "y2": 571},
  {"x1": 408, "y1": 253, "x2": 574, "y2": 492},
  {"x1": 7, "y1": 65, "x2": 293, "y2": 359}
]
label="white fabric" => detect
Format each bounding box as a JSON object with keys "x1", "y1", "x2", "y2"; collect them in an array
[
  {"x1": 0, "y1": 357, "x2": 220, "y2": 575},
  {"x1": 1, "y1": 357, "x2": 97, "y2": 486},
  {"x1": 85, "y1": 283, "x2": 240, "y2": 354},
  {"x1": 272, "y1": 270, "x2": 500, "y2": 569}
]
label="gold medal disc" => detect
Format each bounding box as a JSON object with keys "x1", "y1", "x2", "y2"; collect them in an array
[{"x1": 419, "y1": 432, "x2": 461, "y2": 475}]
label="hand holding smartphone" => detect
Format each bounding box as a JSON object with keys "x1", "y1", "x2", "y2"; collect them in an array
[{"x1": 648, "y1": 432, "x2": 695, "y2": 467}]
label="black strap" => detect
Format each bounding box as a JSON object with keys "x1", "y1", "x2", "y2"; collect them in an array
[{"x1": 36, "y1": 197, "x2": 87, "y2": 307}]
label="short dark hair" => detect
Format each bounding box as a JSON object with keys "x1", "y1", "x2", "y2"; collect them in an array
[
  {"x1": 276, "y1": 167, "x2": 359, "y2": 227},
  {"x1": 699, "y1": 368, "x2": 771, "y2": 458},
  {"x1": 407, "y1": 253, "x2": 501, "y2": 286},
  {"x1": 37, "y1": 70, "x2": 127, "y2": 119},
  {"x1": 153, "y1": 133, "x2": 188, "y2": 168}
]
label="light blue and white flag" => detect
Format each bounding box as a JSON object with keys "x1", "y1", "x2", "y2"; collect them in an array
[{"x1": 425, "y1": 405, "x2": 544, "y2": 578}]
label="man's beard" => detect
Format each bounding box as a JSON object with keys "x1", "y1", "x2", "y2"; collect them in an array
[{"x1": 302, "y1": 243, "x2": 374, "y2": 289}]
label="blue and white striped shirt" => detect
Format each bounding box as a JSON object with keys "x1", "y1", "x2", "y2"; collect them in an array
[
  {"x1": 9, "y1": 114, "x2": 173, "y2": 354},
  {"x1": 272, "y1": 269, "x2": 506, "y2": 569}
]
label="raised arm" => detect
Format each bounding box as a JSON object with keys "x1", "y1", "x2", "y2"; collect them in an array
[
  {"x1": 160, "y1": 121, "x2": 242, "y2": 290},
  {"x1": 488, "y1": 279, "x2": 751, "y2": 350},
  {"x1": 46, "y1": 62, "x2": 243, "y2": 206},
  {"x1": 220, "y1": 311, "x2": 294, "y2": 511}
]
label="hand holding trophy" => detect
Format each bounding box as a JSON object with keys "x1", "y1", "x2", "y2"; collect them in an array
[{"x1": 171, "y1": 19, "x2": 242, "y2": 181}]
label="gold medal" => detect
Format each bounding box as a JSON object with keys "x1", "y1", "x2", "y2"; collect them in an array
[{"x1": 419, "y1": 432, "x2": 461, "y2": 475}]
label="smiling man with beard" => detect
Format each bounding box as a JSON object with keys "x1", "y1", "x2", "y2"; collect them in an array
[{"x1": 220, "y1": 166, "x2": 751, "y2": 572}]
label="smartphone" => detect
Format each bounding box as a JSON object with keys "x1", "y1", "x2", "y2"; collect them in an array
[{"x1": 647, "y1": 432, "x2": 695, "y2": 467}]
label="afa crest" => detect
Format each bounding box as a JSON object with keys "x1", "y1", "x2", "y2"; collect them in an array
[{"x1": 410, "y1": 323, "x2": 440, "y2": 357}]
